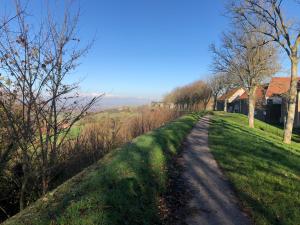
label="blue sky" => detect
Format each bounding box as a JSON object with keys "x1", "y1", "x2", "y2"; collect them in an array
[
  {"x1": 2, "y1": 0, "x2": 299, "y2": 100},
  {"x1": 70, "y1": 0, "x2": 229, "y2": 100}
]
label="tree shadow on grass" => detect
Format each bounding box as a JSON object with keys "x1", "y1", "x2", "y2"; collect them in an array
[
  {"x1": 4, "y1": 113, "x2": 202, "y2": 225},
  {"x1": 209, "y1": 117, "x2": 300, "y2": 225},
  {"x1": 213, "y1": 118, "x2": 300, "y2": 169}
]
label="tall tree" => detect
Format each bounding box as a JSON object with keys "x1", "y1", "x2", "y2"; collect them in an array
[
  {"x1": 230, "y1": 0, "x2": 300, "y2": 142},
  {"x1": 211, "y1": 26, "x2": 279, "y2": 128},
  {"x1": 0, "y1": 0, "x2": 100, "y2": 210},
  {"x1": 0, "y1": 0, "x2": 25, "y2": 177},
  {"x1": 208, "y1": 73, "x2": 228, "y2": 111}
]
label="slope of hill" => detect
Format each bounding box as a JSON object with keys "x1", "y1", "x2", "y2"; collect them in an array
[
  {"x1": 2, "y1": 113, "x2": 203, "y2": 225},
  {"x1": 209, "y1": 112, "x2": 300, "y2": 225}
]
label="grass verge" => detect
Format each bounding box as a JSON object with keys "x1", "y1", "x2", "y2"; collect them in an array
[
  {"x1": 3, "y1": 112, "x2": 204, "y2": 225},
  {"x1": 209, "y1": 112, "x2": 300, "y2": 225}
]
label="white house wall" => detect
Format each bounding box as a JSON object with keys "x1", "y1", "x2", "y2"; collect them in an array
[{"x1": 228, "y1": 88, "x2": 245, "y2": 103}]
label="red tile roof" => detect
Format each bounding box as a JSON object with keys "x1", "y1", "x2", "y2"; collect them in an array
[
  {"x1": 218, "y1": 77, "x2": 300, "y2": 101},
  {"x1": 266, "y1": 77, "x2": 300, "y2": 98},
  {"x1": 239, "y1": 85, "x2": 266, "y2": 100},
  {"x1": 218, "y1": 88, "x2": 241, "y2": 101}
]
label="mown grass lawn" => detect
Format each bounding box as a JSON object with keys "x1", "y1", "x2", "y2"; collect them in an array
[
  {"x1": 209, "y1": 112, "x2": 300, "y2": 225},
  {"x1": 3, "y1": 112, "x2": 204, "y2": 225}
]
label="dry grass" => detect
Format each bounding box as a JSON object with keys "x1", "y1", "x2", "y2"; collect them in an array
[
  {"x1": 57, "y1": 108, "x2": 183, "y2": 181},
  {"x1": 0, "y1": 107, "x2": 183, "y2": 222},
  {"x1": 3, "y1": 112, "x2": 203, "y2": 225}
]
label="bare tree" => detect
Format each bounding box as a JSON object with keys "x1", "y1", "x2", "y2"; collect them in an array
[
  {"x1": 208, "y1": 73, "x2": 228, "y2": 110},
  {"x1": 164, "y1": 80, "x2": 212, "y2": 111},
  {"x1": 0, "y1": 0, "x2": 100, "y2": 210},
  {"x1": 0, "y1": 104, "x2": 16, "y2": 173},
  {"x1": 198, "y1": 81, "x2": 213, "y2": 110},
  {"x1": 230, "y1": 0, "x2": 300, "y2": 142},
  {"x1": 0, "y1": 0, "x2": 25, "y2": 179},
  {"x1": 211, "y1": 26, "x2": 279, "y2": 128},
  {"x1": 36, "y1": 4, "x2": 102, "y2": 195},
  {"x1": 0, "y1": 1, "x2": 40, "y2": 210},
  {"x1": 0, "y1": 4, "x2": 25, "y2": 30}
]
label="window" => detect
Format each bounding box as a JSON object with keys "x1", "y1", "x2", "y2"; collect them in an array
[{"x1": 267, "y1": 99, "x2": 273, "y2": 105}]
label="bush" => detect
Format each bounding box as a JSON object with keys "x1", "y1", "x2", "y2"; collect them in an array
[
  {"x1": 3, "y1": 112, "x2": 203, "y2": 225},
  {"x1": 0, "y1": 107, "x2": 182, "y2": 222}
]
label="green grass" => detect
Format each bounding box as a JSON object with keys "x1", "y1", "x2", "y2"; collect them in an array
[
  {"x1": 209, "y1": 112, "x2": 300, "y2": 225},
  {"x1": 3, "y1": 112, "x2": 204, "y2": 225}
]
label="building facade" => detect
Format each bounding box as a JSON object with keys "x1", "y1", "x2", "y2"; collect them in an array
[{"x1": 217, "y1": 77, "x2": 300, "y2": 127}]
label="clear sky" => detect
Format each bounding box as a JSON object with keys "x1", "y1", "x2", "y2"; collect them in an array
[
  {"x1": 2, "y1": 0, "x2": 300, "y2": 100},
  {"x1": 72, "y1": 0, "x2": 229, "y2": 100}
]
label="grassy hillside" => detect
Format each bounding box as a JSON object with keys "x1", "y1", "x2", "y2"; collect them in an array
[
  {"x1": 209, "y1": 112, "x2": 300, "y2": 225},
  {"x1": 3, "y1": 112, "x2": 203, "y2": 225}
]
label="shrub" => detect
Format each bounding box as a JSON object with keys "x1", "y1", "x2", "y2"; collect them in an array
[{"x1": 3, "y1": 112, "x2": 203, "y2": 225}]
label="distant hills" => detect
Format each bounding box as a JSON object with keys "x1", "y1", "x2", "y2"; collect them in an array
[{"x1": 78, "y1": 93, "x2": 153, "y2": 111}]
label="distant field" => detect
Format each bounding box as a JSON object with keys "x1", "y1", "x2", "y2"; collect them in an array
[
  {"x1": 82, "y1": 110, "x2": 137, "y2": 124},
  {"x1": 209, "y1": 112, "x2": 300, "y2": 225},
  {"x1": 68, "y1": 109, "x2": 138, "y2": 137}
]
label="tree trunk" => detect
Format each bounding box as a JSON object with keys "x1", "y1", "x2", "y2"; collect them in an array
[
  {"x1": 42, "y1": 171, "x2": 49, "y2": 195},
  {"x1": 283, "y1": 56, "x2": 298, "y2": 144},
  {"x1": 224, "y1": 99, "x2": 227, "y2": 112},
  {"x1": 19, "y1": 150, "x2": 30, "y2": 211},
  {"x1": 213, "y1": 95, "x2": 218, "y2": 111},
  {"x1": 19, "y1": 172, "x2": 28, "y2": 210},
  {"x1": 248, "y1": 86, "x2": 257, "y2": 128}
]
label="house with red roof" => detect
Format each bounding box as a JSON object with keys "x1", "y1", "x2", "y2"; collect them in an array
[
  {"x1": 265, "y1": 77, "x2": 300, "y2": 126},
  {"x1": 217, "y1": 85, "x2": 267, "y2": 120},
  {"x1": 217, "y1": 88, "x2": 245, "y2": 112},
  {"x1": 217, "y1": 77, "x2": 300, "y2": 127}
]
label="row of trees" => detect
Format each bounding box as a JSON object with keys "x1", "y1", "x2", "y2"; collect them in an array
[
  {"x1": 0, "y1": 0, "x2": 100, "y2": 217},
  {"x1": 210, "y1": 25, "x2": 280, "y2": 128},
  {"x1": 231, "y1": 0, "x2": 300, "y2": 144},
  {"x1": 210, "y1": 0, "x2": 300, "y2": 144},
  {"x1": 164, "y1": 80, "x2": 212, "y2": 111}
]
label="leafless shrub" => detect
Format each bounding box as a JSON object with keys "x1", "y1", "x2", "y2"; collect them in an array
[{"x1": 45, "y1": 107, "x2": 182, "y2": 189}]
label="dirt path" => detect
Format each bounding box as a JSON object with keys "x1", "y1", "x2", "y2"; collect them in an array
[{"x1": 182, "y1": 116, "x2": 252, "y2": 225}]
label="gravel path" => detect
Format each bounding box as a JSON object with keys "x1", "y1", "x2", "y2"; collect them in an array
[{"x1": 182, "y1": 115, "x2": 252, "y2": 225}]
